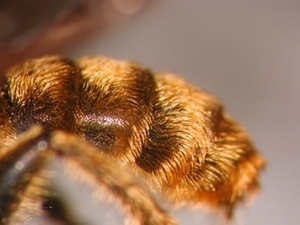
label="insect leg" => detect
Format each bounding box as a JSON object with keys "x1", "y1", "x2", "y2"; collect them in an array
[
  {"x1": 0, "y1": 126, "x2": 53, "y2": 224},
  {"x1": 48, "y1": 130, "x2": 177, "y2": 225},
  {"x1": 0, "y1": 126, "x2": 177, "y2": 225}
]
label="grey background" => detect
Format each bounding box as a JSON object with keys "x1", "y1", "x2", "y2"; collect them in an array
[{"x1": 65, "y1": 1, "x2": 300, "y2": 225}]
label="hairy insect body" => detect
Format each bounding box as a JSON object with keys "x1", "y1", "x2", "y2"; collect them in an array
[{"x1": 0, "y1": 56, "x2": 264, "y2": 223}]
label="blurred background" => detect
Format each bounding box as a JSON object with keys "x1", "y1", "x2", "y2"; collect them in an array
[
  {"x1": 68, "y1": 2, "x2": 300, "y2": 224},
  {"x1": 1, "y1": 1, "x2": 300, "y2": 225}
]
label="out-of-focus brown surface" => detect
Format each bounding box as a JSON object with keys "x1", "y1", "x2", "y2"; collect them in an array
[{"x1": 0, "y1": 0, "x2": 155, "y2": 74}]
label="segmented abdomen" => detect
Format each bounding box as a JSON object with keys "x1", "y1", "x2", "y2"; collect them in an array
[{"x1": 0, "y1": 55, "x2": 264, "y2": 215}]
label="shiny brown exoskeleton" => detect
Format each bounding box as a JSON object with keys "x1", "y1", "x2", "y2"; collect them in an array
[{"x1": 0, "y1": 55, "x2": 265, "y2": 224}]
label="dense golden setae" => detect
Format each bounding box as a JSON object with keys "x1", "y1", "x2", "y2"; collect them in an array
[{"x1": 0, "y1": 56, "x2": 264, "y2": 224}]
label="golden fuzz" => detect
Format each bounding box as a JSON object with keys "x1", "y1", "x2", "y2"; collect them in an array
[{"x1": 0, "y1": 55, "x2": 265, "y2": 224}]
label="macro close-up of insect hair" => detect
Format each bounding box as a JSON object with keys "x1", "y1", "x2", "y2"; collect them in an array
[
  {"x1": 0, "y1": 55, "x2": 265, "y2": 225},
  {"x1": 0, "y1": 1, "x2": 276, "y2": 225}
]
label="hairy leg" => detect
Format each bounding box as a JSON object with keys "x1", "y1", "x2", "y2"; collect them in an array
[{"x1": 0, "y1": 126, "x2": 176, "y2": 225}]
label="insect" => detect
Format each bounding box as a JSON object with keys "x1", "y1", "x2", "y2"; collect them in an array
[{"x1": 0, "y1": 55, "x2": 265, "y2": 224}]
